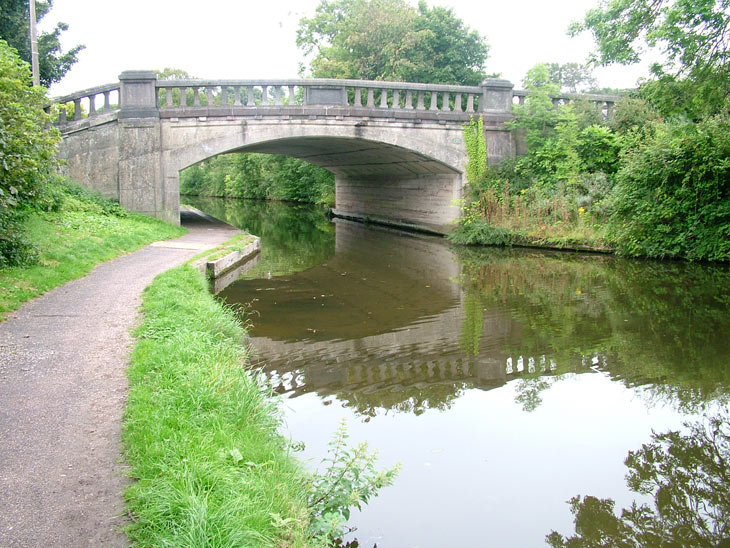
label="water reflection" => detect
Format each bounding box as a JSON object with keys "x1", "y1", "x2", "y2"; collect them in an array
[
  {"x1": 184, "y1": 196, "x2": 335, "y2": 277},
  {"x1": 455, "y1": 246, "x2": 730, "y2": 412},
  {"x1": 217, "y1": 215, "x2": 730, "y2": 415},
  {"x1": 192, "y1": 197, "x2": 730, "y2": 547},
  {"x1": 548, "y1": 412, "x2": 730, "y2": 547}
]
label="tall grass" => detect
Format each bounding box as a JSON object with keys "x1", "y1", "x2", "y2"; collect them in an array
[{"x1": 124, "y1": 266, "x2": 315, "y2": 547}]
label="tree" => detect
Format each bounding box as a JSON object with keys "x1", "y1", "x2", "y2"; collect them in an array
[
  {"x1": 296, "y1": 0, "x2": 489, "y2": 85},
  {"x1": 408, "y1": 1, "x2": 490, "y2": 85},
  {"x1": 0, "y1": 0, "x2": 84, "y2": 87},
  {"x1": 569, "y1": 0, "x2": 730, "y2": 116},
  {"x1": 0, "y1": 39, "x2": 60, "y2": 265},
  {"x1": 547, "y1": 413, "x2": 730, "y2": 547},
  {"x1": 547, "y1": 62, "x2": 598, "y2": 93}
]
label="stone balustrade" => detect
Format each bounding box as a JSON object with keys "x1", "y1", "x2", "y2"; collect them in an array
[
  {"x1": 512, "y1": 88, "x2": 619, "y2": 117},
  {"x1": 50, "y1": 83, "x2": 120, "y2": 123},
  {"x1": 49, "y1": 72, "x2": 622, "y2": 127},
  {"x1": 154, "y1": 78, "x2": 489, "y2": 114}
]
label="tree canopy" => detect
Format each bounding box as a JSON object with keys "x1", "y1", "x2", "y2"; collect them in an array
[
  {"x1": 569, "y1": 0, "x2": 730, "y2": 116},
  {"x1": 0, "y1": 0, "x2": 84, "y2": 87},
  {"x1": 296, "y1": 0, "x2": 489, "y2": 85}
]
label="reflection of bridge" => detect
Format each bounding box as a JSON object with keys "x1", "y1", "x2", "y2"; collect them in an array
[
  {"x1": 53, "y1": 72, "x2": 617, "y2": 233},
  {"x1": 225, "y1": 220, "x2": 600, "y2": 413}
]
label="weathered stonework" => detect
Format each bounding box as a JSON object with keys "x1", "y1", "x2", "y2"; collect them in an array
[{"x1": 55, "y1": 74, "x2": 519, "y2": 233}]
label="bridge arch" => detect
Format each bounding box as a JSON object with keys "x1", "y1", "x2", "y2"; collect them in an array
[{"x1": 165, "y1": 119, "x2": 467, "y2": 232}]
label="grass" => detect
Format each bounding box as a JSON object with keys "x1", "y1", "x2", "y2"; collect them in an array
[
  {"x1": 450, "y1": 189, "x2": 615, "y2": 252},
  {"x1": 202, "y1": 234, "x2": 257, "y2": 263},
  {"x1": 124, "y1": 265, "x2": 315, "y2": 547},
  {"x1": 0, "y1": 192, "x2": 186, "y2": 319}
]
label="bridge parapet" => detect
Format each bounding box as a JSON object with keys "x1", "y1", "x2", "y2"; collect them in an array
[
  {"x1": 51, "y1": 82, "x2": 120, "y2": 123},
  {"x1": 512, "y1": 88, "x2": 621, "y2": 117},
  {"x1": 154, "y1": 77, "x2": 513, "y2": 121},
  {"x1": 49, "y1": 73, "x2": 622, "y2": 128},
  {"x1": 49, "y1": 73, "x2": 516, "y2": 127}
]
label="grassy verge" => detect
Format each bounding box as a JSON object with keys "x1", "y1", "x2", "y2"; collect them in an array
[
  {"x1": 124, "y1": 265, "x2": 314, "y2": 547},
  {"x1": 0, "y1": 189, "x2": 185, "y2": 319},
  {"x1": 448, "y1": 191, "x2": 614, "y2": 253}
]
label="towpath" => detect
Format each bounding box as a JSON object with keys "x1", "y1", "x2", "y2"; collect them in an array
[{"x1": 0, "y1": 210, "x2": 239, "y2": 548}]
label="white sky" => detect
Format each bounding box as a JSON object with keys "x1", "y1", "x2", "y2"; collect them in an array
[{"x1": 42, "y1": 0, "x2": 650, "y2": 97}]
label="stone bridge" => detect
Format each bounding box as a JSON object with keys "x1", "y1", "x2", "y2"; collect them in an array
[{"x1": 54, "y1": 71, "x2": 617, "y2": 233}]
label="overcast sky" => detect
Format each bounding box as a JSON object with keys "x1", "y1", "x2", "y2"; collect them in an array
[{"x1": 41, "y1": 0, "x2": 650, "y2": 97}]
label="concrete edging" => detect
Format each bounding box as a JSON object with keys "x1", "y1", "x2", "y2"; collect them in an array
[{"x1": 203, "y1": 239, "x2": 262, "y2": 279}]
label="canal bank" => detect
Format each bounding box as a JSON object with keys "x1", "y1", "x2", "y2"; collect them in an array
[{"x1": 0, "y1": 210, "x2": 241, "y2": 548}]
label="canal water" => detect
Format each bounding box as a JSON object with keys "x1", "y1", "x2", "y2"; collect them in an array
[{"x1": 187, "y1": 196, "x2": 730, "y2": 547}]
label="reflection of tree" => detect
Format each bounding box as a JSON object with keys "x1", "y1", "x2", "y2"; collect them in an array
[
  {"x1": 453, "y1": 245, "x2": 730, "y2": 412},
  {"x1": 514, "y1": 377, "x2": 554, "y2": 412},
  {"x1": 336, "y1": 381, "x2": 467, "y2": 418},
  {"x1": 547, "y1": 413, "x2": 730, "y2": 547},
  {"x1": 459, "y1": 291, "x2": 485, "y2": 356},
  {"x1": 185, "y1": 196, "x2": 335, "y2": 278}
]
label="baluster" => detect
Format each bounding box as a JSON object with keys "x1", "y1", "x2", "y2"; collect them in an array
[
  {"x1": 392, "y1": 89, "x2": 400, "y2": 109},
  {"x1": 404, "y1": 90, "x2": 413, "y2": 109},
  {"x1": 246, "y1": 85, "x2": 255, "y2": 106},
  {"x1": 103, "y1": 90, "x2": 111, "y2": 111},
  {"x1": 193, "y1": 87, "x2": 201, "y2": 107},
  {"x1": 441, "y1": 91, "x2": 450, "y2": 112},
  {"x1": 59, "y1": 105, "x2": 67, "y2": 123},
  {"x1": 261, "y1": 85, "x2": 268, "y2": 105},
  {"x1": 416, "y1": 90, "x2": 425, "y2": 110},
  {"x1": 429, "y1": 91, "x2": 438, "y2": 111},
  {"x1": 232, "y1": 86, "x2": 241, "y2": 106},
  {"x1": 206, "y1": 87, "x2": 214, "y2": 106},
  {"x1": 367, "y1": 88, "x2": 375, "y2": 107},
  {"x1": 179, "y1": 87, "x2": 188, "y2": 107},
  {"x1": 88, "y1": 95, "x2": 96, "y2": 116},
  {"x1": 221, "y1": 86, "x2": 229, "y2": 106},
  {"x1": 288, "y1": 85, "x2": 297, "y2": 105},
  {"x1": 74, "y1": 98, "x2": 82, "y2": 120},
  {"x1": 379, "y1": 88, "x2": 388, "y2": 108},
  {"x1": 466, "y1": 94, "x2": 474, "y2": 112},
  {"x1": 274, "y1": 85, "x2": 283, "y2": 105},
  {"x1": 454, "y1": 92, "x2": 463, "y2": 113},
  {"x1": 164, "y1": 87, "x2": 172, "y2": 108},
  {"x1": 354, "y1": 88, "x2": 362, "y2": 107}
]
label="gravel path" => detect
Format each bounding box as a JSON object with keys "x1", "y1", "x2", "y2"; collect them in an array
[{"x1": 0, "y1": 211, "x2": 240, "y2": 548}]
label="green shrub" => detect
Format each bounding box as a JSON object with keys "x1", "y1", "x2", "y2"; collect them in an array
[
  {"x1": 0, "y1": 40, "x2": 61, "y2": 266},
  {"x1": 448, "y1": 218, "x2": 514, "y2": 246},
  {"x1": 610, "y1": 115, "x2": 730, "y2": 260}
]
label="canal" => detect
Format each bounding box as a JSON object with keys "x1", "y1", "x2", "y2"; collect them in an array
[{"x1": 187, "y1": 196, "x2": 730, "y2": 547}]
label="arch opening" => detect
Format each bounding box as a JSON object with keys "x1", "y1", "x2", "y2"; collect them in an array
[{"x1": 175, "y1": 135, "x2": 465, "y2": 234}]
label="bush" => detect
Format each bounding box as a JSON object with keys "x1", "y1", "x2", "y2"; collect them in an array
[
  {"x1": 610, "y1": 115, "x2": 730, "y2": 261},
  {"x1": 448, "y1": 217, "x2": 514, "y2": 246},
  {"x1": 0, "y1": 40, "x2": 60, "y2": 266}
]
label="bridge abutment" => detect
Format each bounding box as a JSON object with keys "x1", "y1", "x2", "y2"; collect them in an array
[
  {"x1": 333, "y1": 173, "x2": 463, "y2": 234},
  {"x1": 117, "y1": 72, "x2": 180, "y2": 224}
]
